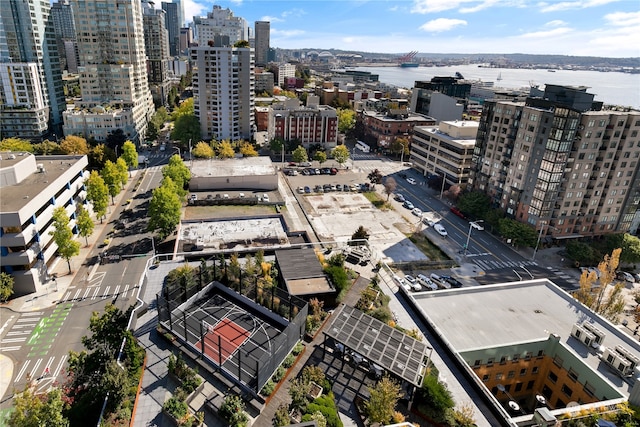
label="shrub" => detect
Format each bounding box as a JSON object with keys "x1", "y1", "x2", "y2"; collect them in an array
[
  {"x1": 261, "y1": 380, "x2": 276, "y2": 396},
  {"x1": 292, "y1": 342, "x2": 304, "y2": 355},
  {"x1": 306, "y1": 393, "x2": 343, "y2": 427},
  {"x1": 283, "y1": 353, "x2": 296, "y2": 368},
  {"x1": 219, "y1": 395, "x2": 249, "y2": 427},
  {"x1": 273, "y1": 365, "x2": 286, "y2": 382},
  {"x1": 163, "y1": 393, "x2": 188, "y2": 420},
  {"x1": 324, "y1": 265, "x2": 348, "y2": 292},
  {"x1": 417, "y1": 374, "x2": 454, "y2": 421}
]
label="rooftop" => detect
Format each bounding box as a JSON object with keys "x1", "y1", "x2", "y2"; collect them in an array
[
  {"x1": 275, "y1": 248, "x2": 333, "y2": 296},
  {"x1": 190, "y1": 157, "x2": 276, "y2": 178}
]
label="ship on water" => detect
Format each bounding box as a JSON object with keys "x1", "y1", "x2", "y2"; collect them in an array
[{"x1": 397, "y1": 50, "x2": 419, "y2": 67}]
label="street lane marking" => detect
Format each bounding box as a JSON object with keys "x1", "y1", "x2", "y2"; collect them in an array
[
  {"x1": 15, "y1": 360, "x2": 31, "y2": 382},
  {"x1": 1, "y1": 346, "x2": 20, "y2": 352}
]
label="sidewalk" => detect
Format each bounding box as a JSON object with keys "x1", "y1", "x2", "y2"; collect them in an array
[{"x1": 0, "y1": 170, "x2": 141, "y2": 404}]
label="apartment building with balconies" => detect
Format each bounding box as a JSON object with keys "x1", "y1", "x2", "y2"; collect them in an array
[
  {"x1": 359, "y1": 109, "x2": 436, "y2": 149},
  {"x1": 470, "y1": 85, "x2": 640, "y2": 240},
  {"x1": 0, "y1": 153, "x2": 88, "y2": 295}
]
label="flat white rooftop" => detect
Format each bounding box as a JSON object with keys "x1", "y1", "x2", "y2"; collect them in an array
[{"x1": 190, "y1": 157, "x2": 276, "y2": 178}]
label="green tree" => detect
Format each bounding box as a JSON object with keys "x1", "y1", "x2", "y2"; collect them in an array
[
  {"x1": 292, "y1": 145, "x2": 308, "y2": 163},
  {"x1": 313, "y1": 150, "x2": 327, "y2": 166},
  {"x1": 50, "y1": 207, "x2": 80, "y2": 273},
  {"x1": 365, "y1": 375, "x2": 402, "y2": 425},
  {"x1": 456, "y1": 191, "x2": 491, "y2": 220},
  {"x1": 115, "y1": 157, "x2": 128, "y2": 189},
  {"x1": 60, "y1": 135, "x2": 90, "y2": 155},
  {"x1": 604, "y1": 234, "x2": 640, "y2": 264},
  {"x1": 566, "y1": 240, "x2": 599, "y2": 266},
  {"x1": 101, "y1": 160, "x2": 121, "y2": 204},
  {"x1": 337, "y1": 108, "x2": 356, "y2": 134},
  {"x1": 145, "y1": 120, "x2": 158, "y2": 142},
  {"x1": 239, "y1": 141, "x2": 258, "y2": 157},
  {"x1": 86, "y1": 171, "x2": 109, "y2": 223},
  {"x1": 32, "y1": 140, "x2": 61, "y2": 155},
  {"x1": 389, "y1": 137, "x2": 409, "y2": 160},
  {"x1": 418, "y1": 374, "x2": 455, "y2": 419},
  {"x1": 233, "y1": 40, "x2": 250, "y2": 48},
  {"x1": 121, "y1": 140, "x2": 138, "y2": 173},
  {"x1": 498, "y1": 218, "x2": 538, "y2": 248},
  {"x1": 76, "y1": 205, "x2": 94, "y2": 246},
  {"x1": 0, "y1": 272, "x2": 14, "y2": 303},
  {"x1": 269, "y1": 138, "x2": 285, "y2": 156},
  {"x1": 217, "y1": 140, "x2": 235, "y2": 158},
  {"x1": 151, "y1": 106, "x2": 170, "y2": 128},
  {"x1": 9, "y1": 385, "x2": 69, "y2": 427},
  {"x1": 574, "y1": 248, "x2": 627, "y2": 323},
  {"x1": 192, "y1": 141, "x2": 214, "y2": 158},
  {"x1": 272, "y1": 404, "x2": 291, "y2": 427},
  {"x1": 331, "y1": 145, "x2": 350, "y2": 167},
  {"x1": 148, "y1": 177, "x2": 182, "y2": 239},
  {"x1": 171, "y1": 114, "x2": 201, "y2": 147},
  {"x1": 162, "y1": 155, "x2": 191, "y2": 196},
  {"x1": 88, "y1": 143, "x2": 112, "y2": 170},
  {"x1": 219, "y1": 395, "x2": 249, "y2": 427},
  {"x1": 352, "y1": 225, "x2": 370, "y2": 241},
  {"x1": 367, "y1": 169, "x2": 383, "y2": 186},
  {"x1": 0, "y1": 137, "x2": 34, "y2": 152}
]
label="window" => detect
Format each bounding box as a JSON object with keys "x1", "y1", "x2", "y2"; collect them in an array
[
  {"x1": 482, "y1": 374, "x2": 489, "y2": 382},
  {"x1": 520, "y1": 368, "x2": 527, "y2": 376},
  {"x1": 487, "y1": 358, "x2": 494, "y2": 366},
  {"x1": 561, "y1": 384, "x2": 573, "y2": 397},
  {"x1": 496, "y1": 372, "x2": 503, "y2": 380},
  {"x1": 568, "y1": 369, "x2": 579, "y2": 382},
  {"x1": 500, "y1": 356, "x2": 507, "y2": 365},
  {"x1": 548, "y1": 371, "x2": 558, "y2": 383},
  {"x1": 527, "y1": 380, "x2": 535, "y2": 390},
  {"x1": 508, "y1": 371, "x2": 515, "y2": 379},
  {"x1": 532, "y1": 366, "x2": 539, "y2": 374},
  {"x1": 474, "y1": 360, "x2": 481, "y2": 367}
]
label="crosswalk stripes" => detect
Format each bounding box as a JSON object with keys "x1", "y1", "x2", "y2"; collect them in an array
[
  {"x1": 13, "y1": 355, "x2": 68, "y2": 383},
  {"x1": 473, "y1": 258, "x2": 538, "y2": 272},
  {"x1": 0, "y1": 312, "x2": 42, "y2": 351},
  {"x1": 60, "y1": 283, "x2": 137, "y2": 303}
]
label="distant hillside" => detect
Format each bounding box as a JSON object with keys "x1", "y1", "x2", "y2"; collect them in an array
[{"x1": 275, "y1": 48, "x2": 639, "y2": 67}]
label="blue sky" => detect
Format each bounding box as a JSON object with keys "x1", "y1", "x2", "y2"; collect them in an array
[{"x1": 180, "y1": 0, "x2": 640, "y2": 58}]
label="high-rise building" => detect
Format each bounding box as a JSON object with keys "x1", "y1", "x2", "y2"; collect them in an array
[
  {"x1": 191, "y1": 46, "x2": 254, "y2": 141},
  {"x1": 193, "y1": 6, "x2": 248, "y2": 47},
  {"x1": 0, "y1": 0, "x2": 66, "y2": 139},
  {"x1": 254, "y1": 21, "x2": 270, "y2": 67},
  {"x1": 174, "y1": 0, "x2": 185, "y2": 27},
  {"x1": 50, "y1": 0, "x2": 79, "y2": 73},
  {"x1": 63, "y1": 0, "x2": 155, "y2": 143},
  {"x1": 143, "y1": 0, "x2": 170, "y2": 106},
  {"x1": 470, "y1": 84, "x2": 640, "y2": 239},
  {"x1": 161, "y1": 2, "x2": 179, "y2": 56}
]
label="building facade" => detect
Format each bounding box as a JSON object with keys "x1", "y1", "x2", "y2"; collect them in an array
[
  {"x1": 143, "y1": 1, "x2": 171, "y2": 106},
  {"x1": 254, "y1": 21, "x2": 270, "y2": 67},
  {"x1": 191, "y1": 46, "x2": 255, "y2": 141},
  {"x1": 411, "y1": 121, "x2": 478, "y2": 187},
  {"x1": 471, "y1": 85, "x2": 640, "y2": 239},
  {"x1": 0, "y1": 0, "x2": 67, "y2": 138},
  {"x1": 274, "y1": 63, "x2": 296, "y2": 87},
  {"x1": 51, "y1": 0, "x2": 79, "y2": 73},
  {"x1": 161, "y1": 1, "x2": 180, "y2": 56},
  {"x1": 0, "y1": 153, "x2": 88, "y2": 295},
  {"x1": 193, "y1": 6, "x2": 248, "y2": 48},
  {"x1": 359, "y1": 110, "x2": 436, "y2": 148},
  {"x1": 269, "y1": 98, "x2": 338, "y2": 149},
  {"x1": 64, "y1": 0, "x2": 155, "y2": 144}
]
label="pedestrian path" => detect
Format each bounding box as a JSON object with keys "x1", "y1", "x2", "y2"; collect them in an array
[
  {"x1": 0, "y1": 311, "x2": 43, "y2": 352},
  {"x1": 58, "y1": 281, "x2": 138, "y2": 304}
]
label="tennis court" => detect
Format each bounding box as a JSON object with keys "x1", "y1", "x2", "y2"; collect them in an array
[{"x1": 171, "y1": 292, "x2": 285, "y2": 388}]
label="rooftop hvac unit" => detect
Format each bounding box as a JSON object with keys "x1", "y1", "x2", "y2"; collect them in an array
[
  {"x1": 532, "y1": 407, "x2": 556, "y2": 426},
  {"x1": 582, "y1": 322, "x2": 606, "y2": 346},
  {"x1": 602, "y1": 347, "x2": 634, "y2": 376},
  {"x1": 571, "y1": 324, "x2": 596, "y2": 348},
  {"x1": 615, "y1": 345, "x2": 640, "y2": 372}
]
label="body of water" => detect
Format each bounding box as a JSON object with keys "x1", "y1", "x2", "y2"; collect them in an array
[{"x1": 355, "y1": 65, "x2": 640, "y2": 109}]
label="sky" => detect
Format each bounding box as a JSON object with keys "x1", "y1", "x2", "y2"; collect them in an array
[{"x1": 178, "y1": 0, "x2": 640, "y2": 58}]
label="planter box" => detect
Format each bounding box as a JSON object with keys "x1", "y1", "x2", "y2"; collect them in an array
[
  {"x1": 168, "y1": 371, "x2": 204, "y2": 403},
  {"x1": 308, "y1": 381, "x2": 323, "y2": 400},
  {"x1": 162, "y1": 408, "x2": 203, "y2": 427}
]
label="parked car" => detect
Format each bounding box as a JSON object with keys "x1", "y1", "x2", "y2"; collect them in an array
[
  {"x1": 299, "y1": 161, "x2": 312, "y2": 167},
  {"x1": 189, "y1": 194, "x2": 197, "y2": 201},
  {"x1": 302, "y1": 169, "x2": 311, "y2": 176},
  {"x1": 404, "y1": 275, "x2": 417, "y2": 284},
  {"x1": 403, "y1": 200, "x2": 415, "y2": 210},
  {"x1": 434, "y1": 275, "x2": 451, "y2": 289},
  {"x1": 304, "y1": 186, "x2": 311, "y2": 193},
  {"x1": 634, "y1": 273, "x2": 640, "y2": 283},
  {"x1": 314, "y1": 185, "x2": 323, "y2": 193},
  {"x1": 297, "y1": 186, "x2": 305, "y2": 194},
  {"x1": 350, "y1": 184, "x2": 360, "y2": 192},
  {"x1": 450, "y1": 206, "x2": 466, "y2": 219},
  {"x1": 323, "y1": 184, "x2": 332, "y2": 192},
  {"x1": 406, "y1": 177, "x2": 417, "y2": 185},
  {"x1": 262, "y1": 194, "x2": 270, "y2": 202},
  {"x1": 288, "y1": 162, "x2": 297, "y2": 167},
  {"x1": 394, "y1": 193, "x2": 406, "y2": 203},
  {"x1": 342, "y1": 185, "x2": 350, "y2": 192},
  {"x1": 434, "y1": 224, "x2": 448, "y2": 237},
  {"x1": 330, "y1": 168, "x2": 338, "y2": 175},
  {"x1": 444, "y1": 276, "x2": 463, "y2": 288},
  {"x1": 412, "y1": 208, "x2": 423, "y2": 217},
  {"x1": 315, "y1": 168, "x2": 321, "y2": 175},
  {"x1": 616, "y1": 271, "x2": 635, "y2": 283},
  {"x1": 206, "y1": 194, "x2": 214, "y2": 200},
  {"x1": 393, "y1": 275, "x2": 411, "y2": 292},
  {"x1": 336, "y1": 184, "x2": 343, "y2": 191},
  {"x1": 417, "y1": 274, "x2": 438, "y2": 291},
  {"x1": 422, "y1": 217, "x2": 436, "y2": 227},
  {"x1": 223, "y1": 193, "x2": 230, "y2": 199},
  {"x1": 430, "y1": 273, "x2": 445, "y2": 287},
  {"x1": 322, "y1": 168, "x2": 331, "y2": 175}
]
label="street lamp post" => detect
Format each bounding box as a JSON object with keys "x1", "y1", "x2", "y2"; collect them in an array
[
  {"x1": 439, "y1": 171, "x2": 446, "y2": 199},
  {"x1": 400, "y1": 145, "x2": 405, "y2": 164},
  {"x1": 174, "y1": 147, "x2": 181, "y2": 158},
  {"x1": 464, "y1": 220, "x2": 484, "y2": 256},
  {"x1": 532, "y1": 221, "x2": 557, "y2": 261}
]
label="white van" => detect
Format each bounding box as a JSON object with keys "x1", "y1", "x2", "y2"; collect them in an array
[{"x1": 417, "y1": 274, "x2": 438, "y2": 291}]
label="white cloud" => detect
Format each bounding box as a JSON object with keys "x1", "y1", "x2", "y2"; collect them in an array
[
  {"x1": 604, "y1": 10, "x2": 640, "y2": 27},
  {"x1": 419, "y1": 18, "x2": 468, "y2": 32},
  {"x1": 271, "y1": 28, "x2": 305, "y2": 38},
  {"x1": 518, "y1": 27, "x2": 572, "y2": 38},
  {"x1": 538, "y1": 0, "x2": 620, "y2": 13},
  {"x1": 544, "y1": 20, "x2": 567, "y2": 27},
  {"x1": 459, "y1": 0, "x2": 500, "y2": 13},
  {"x1": 412, "y1": 0, "x2": 468, "y2": 14},
  {"x1": 260, "y1": 15, "x2": 283, "y2": 23},
  {"x1": 183, "y1": 0, "x2": 208, "y2": 23}
]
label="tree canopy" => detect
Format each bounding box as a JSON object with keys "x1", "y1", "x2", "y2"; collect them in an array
[
  {"x1": 192, "y1": 141, "x2": 214, "y2": 158},
  {"x1": 238, "y1": 141, "x2": 258, "y2": 157},
  {"x1": 121, "y1": 140, "x2": 138, "y2": 170},
  {"x1": 498, "y1": 218, "x2": 538, "y2": 248},
  {"x1": 162, "y1": 155, "x2": 191, "y2": 197},
  {"x1": 0, "y1": 137, "x2": 34, "y2": 152},
  {"x1": 331, "y1": 145, "x2": 350, "y2": 167},
  {"x1": 217, "y1": 140, "x2": 235, "y2": 158},
  {"x1": 115, "y1": 158, "x2": 129, "y2": 188},
  {"x1": 456, "y1": 191, "x2": 491, "y2": 220},
  {"x1": 0, "y1": 272, "x2": 14, "y2": 303},
  {"x1": 365, "y1": 375, "x2": 402, "y2": 425},
  {"x1": 389, "y1": 137, "x2": 409, "y2": 160},
  {"x1": 313, "y1": 150, "x2": 327, "y2": 165},
  {"x1": 337, "y1": 108, "x2": 356, "y2": 134},
  {"x1": 86, "y1": 171, "x2": 109, "y2": 222},
  {"x1": 50, "y1": 207, "x2": 80, "y2": 273},
  {"x1": 383, "y1": 177, "x2": 397, "y2": 201},
  {"x1": 148, "y1": 177, "x2": 182, "y2": 239},
  {"x1": 101, "y1": 160, "x2": 122, "y2": 203},
  {"x1": 292, "y1": 146, "x2": 308, "y2": 163},
  {"x1": 367, "y1": 169, "x2": 383, "y2": 185},
  {"x1": 60, "y1": 135, "x2": 90, "y2": 155},
  {"x1": 76, "y1": 205, "x2": 94, "y2": 246},
  {"x1": 9, "y1": 386, "x2": 69, "y2": 427},
  {"x1": 32, "y1": 140, "x2": 62, "y2": 155}
]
